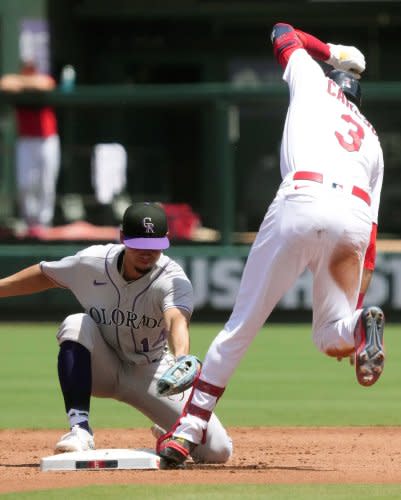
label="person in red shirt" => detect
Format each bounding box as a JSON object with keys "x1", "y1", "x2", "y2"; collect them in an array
[{"x1": 0, "y1": 60, "x2": 60, "y2": 233}]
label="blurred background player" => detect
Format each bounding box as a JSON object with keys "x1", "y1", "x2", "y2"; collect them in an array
[
  {"x1": 157, "y1": 22, "x2": 385, "y2": 468},
  {"x1": 0, "y1": 60, "x2": 60, "y2": 234}
]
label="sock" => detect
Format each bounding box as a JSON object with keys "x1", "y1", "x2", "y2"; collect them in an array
[
  {"x1": 58, "y1": 341, "x2": 92, "y2": 430},
  {"x1": 67, "y1": 409, "x2": 92, "y2": 434}
]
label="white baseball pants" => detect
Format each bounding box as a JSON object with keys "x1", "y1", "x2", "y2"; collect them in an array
[
  {"x1": 16, "y1": 134, "x2": 60, "y2": 226},
  {"x1": 176, "y1": 175, "x2": 372, "y2": 444}
]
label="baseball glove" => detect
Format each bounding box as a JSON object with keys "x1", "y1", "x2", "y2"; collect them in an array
[
  {"x1": 157, "y1": 355, "x2": 201, "y2": 397},
  {"x1": 327, "y1": 43, "x2": 366, "y2": 77}
]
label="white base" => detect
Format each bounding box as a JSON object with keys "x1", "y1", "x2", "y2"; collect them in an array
[{"x1": 41, "y1": 448, "x2": 160, "y2": 471}]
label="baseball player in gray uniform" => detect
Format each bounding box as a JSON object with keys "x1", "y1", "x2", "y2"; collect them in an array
[
  {"x1": 0, "y1": 202, "x2": 232, "y2": 464},
  {"x1": 158, "y1": 23, "x2": 385, "y2": 467}
]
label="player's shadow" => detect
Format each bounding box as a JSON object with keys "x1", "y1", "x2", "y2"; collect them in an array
[
  {"x1": 0, "y1": 463, "x2": 39, "y2": 468},
  {"x1": 187, "y1": 464, "x2": 333, "y2": 471},
  {"x1": 185, "y1": 463, "x2": 334, "y2": 472},
  {"x1": 0, "y1": 463, "x2": 334, "y2": 472}
]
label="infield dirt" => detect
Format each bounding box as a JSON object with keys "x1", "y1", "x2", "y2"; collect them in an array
[{"x1": 0, "y1": 426, "x2": 400, "y2": 494}]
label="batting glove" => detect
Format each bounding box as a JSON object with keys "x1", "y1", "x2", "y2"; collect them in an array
[{"x1": 326, "y1": 44, "x2": 366, "y2": 78}]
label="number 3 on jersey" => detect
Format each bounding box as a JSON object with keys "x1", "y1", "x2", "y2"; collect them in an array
[{"x1": 335, "y1": 114, "x2": 365, "y2": 152}]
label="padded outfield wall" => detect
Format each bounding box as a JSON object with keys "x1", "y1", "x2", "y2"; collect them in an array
[{"x1": 0, "y1": 244, "x2": 399, "y2": 322}]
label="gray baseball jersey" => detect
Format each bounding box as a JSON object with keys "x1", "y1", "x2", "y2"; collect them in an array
[
  {"x1": 40, "y1": 243, "x2": 193, "y2": 364},
  {"x1": 41, "y1": 244, "x2": 232, "y2": 463}
]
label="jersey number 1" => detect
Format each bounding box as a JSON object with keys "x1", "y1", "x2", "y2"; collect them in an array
[{"x1": 335, "y1": 114, "x2": 365, "y2": 152}]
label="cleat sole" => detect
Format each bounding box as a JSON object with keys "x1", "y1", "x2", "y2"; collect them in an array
[{"x1": 355, "y1": 307, "x2": 385, "y2": 387}]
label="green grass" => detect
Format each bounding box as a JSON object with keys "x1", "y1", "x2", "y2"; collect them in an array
[
  {"x1": 0, "y1": 322, "x2": 400, "y2": 429},
  {"x1": 1, "y1": 322, "x2": 400, "y2": 498},
  {"x1": 3, "y1": 484, "x2": 401, "y2": 499}
]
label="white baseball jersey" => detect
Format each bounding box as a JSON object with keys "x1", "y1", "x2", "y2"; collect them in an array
[
  {"x1": 280, "y1": 48, "x2": 384, "y2": 223},
  {"x1": 40, "y1": 243, "x2": 193, "y2": 364}
]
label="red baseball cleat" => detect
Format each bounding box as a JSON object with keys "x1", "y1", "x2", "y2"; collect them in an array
[{"x1": 158, "y1": 435, "x2": 196, "y2": 469}]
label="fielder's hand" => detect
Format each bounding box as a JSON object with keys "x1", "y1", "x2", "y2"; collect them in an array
[{"x1": 326, "y1": 43, "x2": 366, "y2": 78}]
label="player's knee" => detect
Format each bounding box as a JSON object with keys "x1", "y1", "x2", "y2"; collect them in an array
[
  {"x1": 195, "y1": 441, "x2": 233, "y2": 464},
  {"x1": 312, "y1": 328, "x2": 326, "y2": 353},
  {"x1": 211, "y1": 437, "x2": 233, "y2": 463},
  {"x1": 312, "y1": 324, "x2": 354, "y2": 357},
  {"x1": 57, "y1": 313, "x2": 97, "y2": 353},
  {"x1": 193, "y1": 431, "x2": 233, "y2": 464},
  {"x1": 312, "y1": 322, "x2": 338, "y2": 354}
]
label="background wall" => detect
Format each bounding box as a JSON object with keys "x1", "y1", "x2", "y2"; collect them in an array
[
  {"x1": 53, "y1": 1, "x2": 401, "y2": 236},
  {"x1": 1, "y1": 1, "x2": 400, "y2": 233},
  {"x1": 0, "y1": 1, "x2": 400, "y2": 319},
  {"x1": 45, "y1": 1, "x2": 401, "y2": 234}
]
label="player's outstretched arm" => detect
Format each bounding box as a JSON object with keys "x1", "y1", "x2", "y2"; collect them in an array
[
  {"x1": 157, "y1": 307, "x2": 201, "y2": 398},
  {"x1": 0, "y1": 264, "x2": 58, "y2": 298},
  {"x1": 295, "y1": 28, "x2": 365, "y2": 76},
  {"x1": 271, "y1": 22, "x2": 365, "y2": 76},
  {"x1": 164, "y1": 307, "x2": 191, "y2": 358},
  {"x1": 18, "y1": 74, "x2": 56, "y2": 91},
  {"x1": 0, "y1": 74, "x2": 55, "y2": 92}
]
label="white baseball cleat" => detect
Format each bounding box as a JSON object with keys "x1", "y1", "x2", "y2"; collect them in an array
[{"x1": 55, "y1": 425, "x2": 95, "y2": 453}]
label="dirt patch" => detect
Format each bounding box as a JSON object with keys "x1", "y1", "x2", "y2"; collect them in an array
[{"x1": 1, "y1": 427, "x2": 400, "y2": 493}]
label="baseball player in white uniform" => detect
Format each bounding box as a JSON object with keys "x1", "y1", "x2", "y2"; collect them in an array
[
  {"x1": 0, "y1": 61, "x2": 60, "y2": 230},
  {"x1": 158, "y1": 23, "x2": 385, "y2": 467},
  {"x1": 0, "y1": 202, "x2": 232, "y2": 464}
]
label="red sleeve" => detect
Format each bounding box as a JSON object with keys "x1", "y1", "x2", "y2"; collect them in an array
[
  {"x1": 364, "y1": 223, "x2": 377, "y2": 271},
  {"x1": 294, "y1": 30, "x2": 331, "y2": 61}
]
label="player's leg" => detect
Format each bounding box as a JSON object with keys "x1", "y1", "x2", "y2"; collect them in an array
[
  {"x1": 55, "y1": 313, "x2": 121, "y2": 452},
  {"x1": 202, "y1": 194, "x2": 315, "y2": 387},
  {"x1": 159, "y1": 192, "x2": 320, "y2": 465},
  {"x1": 16, "y1": 138, "x2": 40, "y2": 227},
  {"x1": 310, "y1": 194, "x2": 370, "y2": 354},
  {"x1": 115, "y1": 353, "x2": 232, "y2": 463},
  {"x1": 38, "y1": 134, "x2": 61, "y2": 226},
  {"x1": 191, "y1": 413, "x2": 233, "y2": 463},
  {"x1": 310, "y1": 244, "x2": 360, "y2": 357},
  {"x1": 310, "y1": 200, "x2": 385, "y2": 385}
]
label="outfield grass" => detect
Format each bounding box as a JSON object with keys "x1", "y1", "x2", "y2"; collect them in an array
[
  {"x1": 1, "y1": 322, "x2": 401, "y2": 498},
  {"x1": 0, "y1": 322, "x2": 400, "y2": 429},
  {"x1": 3, "y1": 484, "x2": 401, "y2": 499}
]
